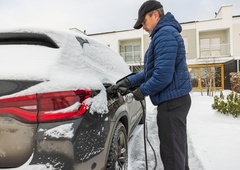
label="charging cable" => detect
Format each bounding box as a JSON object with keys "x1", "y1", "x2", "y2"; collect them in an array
[{"x1": 140, "y1": 100, "x2": 157, "y2": 170}]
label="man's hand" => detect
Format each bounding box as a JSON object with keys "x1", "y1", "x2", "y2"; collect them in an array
[
  {"x1": 106, "y1": 85, "x2": 118, "y2": 94},
  {"x1": 106, "y1": 78, "x2": 131, "y2": 95},
  {"x1": 116, "y1": 78, "x2": 130, "y2": 94},
  {"x1": 133, "y1": 87, "x2": 145, "y2": 101}
]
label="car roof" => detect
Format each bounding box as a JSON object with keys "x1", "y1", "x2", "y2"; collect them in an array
[{"x1": 0, "y1": 27, "x2": 131, "y2": 86}]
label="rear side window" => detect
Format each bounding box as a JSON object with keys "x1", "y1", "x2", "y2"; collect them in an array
[{"x1": 0, "y1": 33, "x2": 59, "y2": 48}]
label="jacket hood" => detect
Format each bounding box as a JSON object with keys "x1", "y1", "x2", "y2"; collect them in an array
[{"x1": 151, "y1": 12, "x2": 182, "y2": 37}]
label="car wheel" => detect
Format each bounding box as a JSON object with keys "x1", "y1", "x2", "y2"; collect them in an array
[{"x1": 106, "y1": 122, "x2": 128, "y2": 170}]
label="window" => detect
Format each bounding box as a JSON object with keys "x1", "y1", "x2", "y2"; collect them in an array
[
  {"x1": 125, "y1": 46, "x2": 132, "y2": 63},
  {"x1": 200, "y1": 38, "x2": 220, "y2": 58},
  {"x1": 183, "y1": 37, "x2": 188, "y2": 54},
  {"x1": 124, "y1": 45, "x2": 141, "y2": 63},
  {"x1": 211, "y1": 38, "x2": 220, "y2": 56},
  {"x1": 134, "y1": 46, "x2": 141, "y2": 63},
  {"x1": 189, "y1": 68, "x2": 198, "y2": 88},
  {"x1": 200, "y1": 67, "x2": 211, "y2": 88},
  {"x1": 0, "y1": 33, "x2": 59, "y2": 48},
  {"x1": 188, "y1": 64, "x2": 224, "y2": 90}
]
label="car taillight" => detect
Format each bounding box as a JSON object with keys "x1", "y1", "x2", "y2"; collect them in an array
[
  {"x1": 0, "y1": 90, "x2": 92, "y2": 123},
  {"x1": 0, "y1": 94, "x2": 38, "y2": 123},
  {"x1": 38, "y1": 90, "x2": 92, "y2": 122}
]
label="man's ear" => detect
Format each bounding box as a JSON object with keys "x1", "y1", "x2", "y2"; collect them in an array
[{"x1": 153, "y1": 10, "x2": 160, "y2": 21}]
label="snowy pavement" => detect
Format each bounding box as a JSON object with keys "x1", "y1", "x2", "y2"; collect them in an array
[{"x1": 128, "y1": 91, "x2": 240, "y2": 170}]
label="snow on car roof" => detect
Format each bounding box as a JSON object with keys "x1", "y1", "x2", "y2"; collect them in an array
[{"x1": 0, "y1": 27, "x2": 130, "y2": 83}]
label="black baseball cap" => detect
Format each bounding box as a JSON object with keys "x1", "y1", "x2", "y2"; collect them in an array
[{"x1": 134, "y1": 0, "x2": 163, "y2": 29}]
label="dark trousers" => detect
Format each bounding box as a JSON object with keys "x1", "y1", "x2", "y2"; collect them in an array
[{"x1": 157, "y1": 94, "x2": 191, "y2": 170}]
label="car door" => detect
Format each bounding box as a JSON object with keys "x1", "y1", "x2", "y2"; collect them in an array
[{"x1": 124, "y1": 93, "x2": 143, "y2": 134}]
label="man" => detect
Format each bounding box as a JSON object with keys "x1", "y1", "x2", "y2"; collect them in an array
[{"x1": 110, "y1": 0, "x2": 192, "y2": 169}]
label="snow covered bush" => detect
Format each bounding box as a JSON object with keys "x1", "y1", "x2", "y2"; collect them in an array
[{"x1": 212, "y1": 91, "x2": 240, "y2": 117}]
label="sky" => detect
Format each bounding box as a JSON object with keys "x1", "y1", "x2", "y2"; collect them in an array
[{"x1": 0, "y1": 0, "x2": 239, "y2": 34}]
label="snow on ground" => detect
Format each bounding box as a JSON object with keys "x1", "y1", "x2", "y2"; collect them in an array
[{"x1": 128, "y1": 90, "x2": 240, "y2": 170}]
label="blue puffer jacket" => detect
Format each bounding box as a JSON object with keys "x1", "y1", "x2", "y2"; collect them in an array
[{"x1": 127, "y1": 12, "x2": 192, "y2": 105}]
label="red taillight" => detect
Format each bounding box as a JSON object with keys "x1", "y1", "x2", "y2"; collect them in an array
[
  {"x1": 0, "y1": 94, "x2": 37, "y2": 123},
  {"x1": 0, "y1": 90, "x2": 92, "y2": 123},
  {"x1": 38, "y1": 90, "x2": 92, "y2": 122}
]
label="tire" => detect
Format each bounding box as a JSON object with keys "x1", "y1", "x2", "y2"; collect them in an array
[{"x1": 106, "y1": 122, "x2": 128, "y2": 170}]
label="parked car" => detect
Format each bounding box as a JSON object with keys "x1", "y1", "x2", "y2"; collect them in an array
[{"x1": 0, "y1": 28, "x2": 145, "y2": 170}]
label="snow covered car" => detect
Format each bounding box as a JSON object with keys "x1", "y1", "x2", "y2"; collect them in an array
[{"x1": 0, "y1": 28, "x2": 145, "y2": 170}]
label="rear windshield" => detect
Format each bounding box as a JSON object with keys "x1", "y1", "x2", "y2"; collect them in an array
[
  {"x1": 0, "y1": 80, "x2": 42, "y2": 97},
  {"x1": 0, "y1": 33, "x2": 59, "y2": 48}
]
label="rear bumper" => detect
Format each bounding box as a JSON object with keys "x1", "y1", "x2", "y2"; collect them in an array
[{"x1": 29, "y1": 113, "x2": 114, "y2": 170}]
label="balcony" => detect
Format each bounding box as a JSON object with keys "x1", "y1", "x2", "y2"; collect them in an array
[
  {"x1": 120, "y1": 51, "x2": 143, "y2": 65},
  {"x1": 200, "y1": 43, "x2": 230, "y2": 58},
  {"x1": 120, "y1": 51, "x2": 143, "y2": 72}
]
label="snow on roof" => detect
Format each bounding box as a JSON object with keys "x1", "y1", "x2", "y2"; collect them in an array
[{"x1": 187, "y1": 56, "x2": 236, "y2": 65}]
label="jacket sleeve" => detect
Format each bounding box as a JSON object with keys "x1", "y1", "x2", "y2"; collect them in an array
[
  {"x1": 127, "y1": 71, "x2": 145, "y2": 87},
  {"x1": 140, "y1": 29, "x2": 178, "y2": 96}
]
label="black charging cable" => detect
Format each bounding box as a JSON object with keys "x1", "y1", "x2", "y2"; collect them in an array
[
  {"x1": 140, "y1": 100, "x2": 157, "y2": 170},
  {"x1": 117, "y1": 89, "x2": 158, "y2": 170},
  {"x1": 142, "y1": 100, "x2": 149, "y2": 170}
]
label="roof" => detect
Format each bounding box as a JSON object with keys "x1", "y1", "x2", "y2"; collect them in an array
[{"x1": 187, "y1": 56, "x2": 240, "y2": 66}]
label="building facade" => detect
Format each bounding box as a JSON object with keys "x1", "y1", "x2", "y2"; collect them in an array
[{"x1": 88, "y1": 5, "x2": 240, "y2": 90}]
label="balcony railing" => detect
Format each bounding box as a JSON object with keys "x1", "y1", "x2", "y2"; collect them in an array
[
  {"x1": 120, "y1": 51, "x2": 142, "y2": 65},
  {"x1": 200, "y1": 43, "x2": 230, "y2": 58}
]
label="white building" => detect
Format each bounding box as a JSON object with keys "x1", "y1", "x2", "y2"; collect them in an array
[{"x1": 86, "y1": 5, "x2": 240, "y2": 90}]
